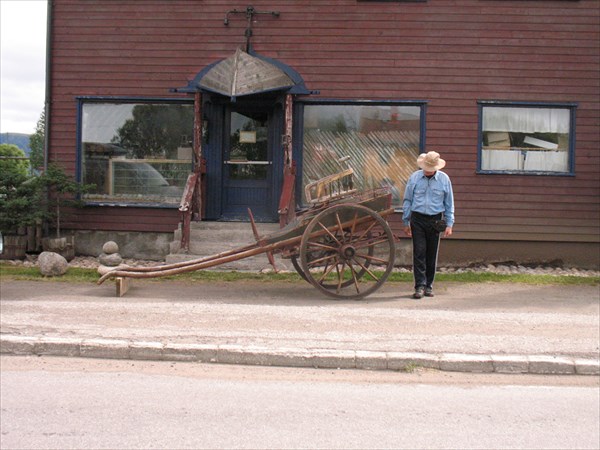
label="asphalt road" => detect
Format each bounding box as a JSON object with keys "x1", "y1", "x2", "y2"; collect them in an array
[{"x1": 1, "y1": 356, "x2": 599, "y2": 450}]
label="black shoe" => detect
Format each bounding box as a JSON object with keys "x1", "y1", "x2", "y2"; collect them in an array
[
  {"x1": 413, "y1": 287, "x2": 425, "y2": 299},
  {"x1": 424, "y1": 287, "x2": 434, "y2": 297}
]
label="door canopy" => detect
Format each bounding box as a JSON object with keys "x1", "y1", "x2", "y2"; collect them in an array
[{"x1": 173, "y1": 48, "x2": 313, "y2": 99}]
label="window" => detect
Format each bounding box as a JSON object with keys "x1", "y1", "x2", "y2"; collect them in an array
[
  {"x1": 478, "y1": 102, "x2": 576, "y2": 175},
  {"x1": 78, "y1": 99, "x2": 194, "y2": 206},
  {"x1": 301, "y1": 101, "x2": 425, "y2": 209}
]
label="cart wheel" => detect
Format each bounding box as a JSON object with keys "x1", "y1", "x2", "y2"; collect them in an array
[
  {"x1": 299, "y1": 204, "x2": 395, "y2": 299},
  {"x1": 293, "y1": 233, "x2": 376, "y2": 287},
  {"x1": 291, "y1": 255, "x2": 309, "y2": 282}
]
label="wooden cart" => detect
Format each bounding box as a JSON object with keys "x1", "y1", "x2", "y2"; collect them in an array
[{"x1": 98, "y1": 167, "x2": 397, "y2": 299}]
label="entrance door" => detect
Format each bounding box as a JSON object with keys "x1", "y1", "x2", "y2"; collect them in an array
[{"x1": 221, "y1": 103, "x2": 277, "y2": 221}]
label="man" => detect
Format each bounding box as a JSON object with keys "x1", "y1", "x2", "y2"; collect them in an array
[{"x1": 402, "y1": 151, "x2": 455, "y2": 299}]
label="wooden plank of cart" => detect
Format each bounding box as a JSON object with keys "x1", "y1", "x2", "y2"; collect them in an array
[{"x1": 98, "y1": 165, "x2": 396, "y2": 299}]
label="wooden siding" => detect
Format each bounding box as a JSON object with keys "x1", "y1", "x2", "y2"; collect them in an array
[
  {"x1": 62, "y1": 206, "x2": 180, "y2": 234},
  {"x1": 48, "y1": 0, "x2": 600, "y2": 242}
]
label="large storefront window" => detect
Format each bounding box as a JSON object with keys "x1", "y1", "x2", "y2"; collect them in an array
[
  {"x1": 302, "y1": 102, "x2": 424, "y2": 208},
  {"x1": 79, "y1": 100, "x2": 194, "y2": 206},
  {"x1": 479, "y1": 102, "x2": 576, "y2": 175}
]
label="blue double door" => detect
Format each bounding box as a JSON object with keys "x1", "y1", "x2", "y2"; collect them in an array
[{"x1": 205, "y1": 97, "x2": 283, "y2": 222}]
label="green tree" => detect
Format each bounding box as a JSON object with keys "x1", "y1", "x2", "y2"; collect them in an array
[
  {"x1": 29, "y1": 110, "x2": 45, "y2": 171},
  {"x1": 0, "y1": 144, "x2": 30, "y2": 178},
  {"x1": 0, "y1": 169, "x2": 41, "y2": 234},
  {"x1": 113, "y1": 104, "x2": 194, "y2": 159},
  {"x1": 34, "y1": 164, "x2": 94, "y2": 238}
]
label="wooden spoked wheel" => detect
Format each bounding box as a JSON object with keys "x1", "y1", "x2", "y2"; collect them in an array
[
  {"x1": 299, "y1": 204, "x2": 395, "y2": 299},
  {"x1": 290, "y1": 255, "x2": 309, "y2": 282}
]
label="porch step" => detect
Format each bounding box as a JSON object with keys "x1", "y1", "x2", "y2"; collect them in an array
[{"x1": 166, "y1": 221, "x2": 294, "y2": 272}]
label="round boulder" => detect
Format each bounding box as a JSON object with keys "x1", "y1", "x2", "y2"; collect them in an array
[
  {"x1": 98, "y1": 252, "x2": 123, "y2": 266},
  {"x1": 38, "y1": 251, "x2": 69, "y2": 277},
  {"x1": 102, "y1": 241, "x2": 119, "y2": 255}
]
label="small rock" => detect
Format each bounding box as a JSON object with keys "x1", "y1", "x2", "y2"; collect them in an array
[
  {"x1": 38, "y1": 251, "x2": 68, "y2": 277},
  {"x1": 102, "y1": 241, "x2": 119, "y2": 255},
  {"x1": 99, "y1": 252, "x2": 123, "y2": 266}
]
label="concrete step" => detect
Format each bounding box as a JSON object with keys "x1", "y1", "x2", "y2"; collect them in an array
[
  {"x1": 173, "y1": 222, "x2": 280, "y2": 242},
  {"x1": 167, "y1": 220, "x2": 410, "y2": 271},
  {"x1": 167, "y1": 221, "x2": 293, "y2": 271},
  {"x1": 164, "y1": 252, "x2": 294, "y2": 272}
]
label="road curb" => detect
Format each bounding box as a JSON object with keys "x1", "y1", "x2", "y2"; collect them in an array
[{"x1": 1, "y1": 335, "x2": 598, "y2": 376}]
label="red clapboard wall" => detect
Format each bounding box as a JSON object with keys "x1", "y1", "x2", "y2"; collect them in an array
[{"x1": 49, "y1": 0, "x2": 599, "y2": 240}]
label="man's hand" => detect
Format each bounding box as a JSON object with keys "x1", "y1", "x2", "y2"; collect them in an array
[
  {"x1": 404, "y1": 226, "x2": 412, "y2": 237},
  {"x1": 443, "y1": 227, "x2": 453, "y2": 238}
]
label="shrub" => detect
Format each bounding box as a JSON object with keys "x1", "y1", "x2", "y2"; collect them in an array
[{"x1": 0, "y1": 143, "x2": 30, "y2": 178}]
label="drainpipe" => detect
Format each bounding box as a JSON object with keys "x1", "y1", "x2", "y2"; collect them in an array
[
  {"x1": 39, "y1": 0, "x2": 53, "y2": 243},
  {"x1": 43, "y1": 0, "x2": 52, "y2": 171}
]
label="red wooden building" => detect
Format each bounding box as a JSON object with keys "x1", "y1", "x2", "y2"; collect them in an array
[{"x1": 45, "y1": 0, "x2": 599, "y2": 267}]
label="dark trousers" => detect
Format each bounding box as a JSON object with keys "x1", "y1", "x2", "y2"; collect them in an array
[{"x1": 410, "y1": 211, "x2": 442, "y2": 289}]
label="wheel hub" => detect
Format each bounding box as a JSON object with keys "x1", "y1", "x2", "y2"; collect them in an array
[{"x1": 340, "y1": 244, "x2": 356, "y2": 260}]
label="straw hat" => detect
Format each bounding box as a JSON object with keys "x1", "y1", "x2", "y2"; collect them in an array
[{"x1": 417, "y1": 151, "x2": 446, "y2": 171}]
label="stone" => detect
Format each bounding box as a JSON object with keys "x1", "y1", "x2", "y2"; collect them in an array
[
  {"x1": 163, "y1": 343, "x2": 218, "y2": 363},
  {"x1": 98, "y1": 252, "x2": 123, "y2": 266},
  {"x1": 387, "y1": 352, "x2": 440, "y2": 371},
  {"x1": 574, "y1": 359, "x2": 600, "y2": 375},
  {"x1": 528, "y1": 356, "x2": 575, "y2": 374},
  {"x1": 80, "y1": 338, "x2": 130, "y2": 359},
  {"x1": 130, "y1": 341, "x2": 164, "y2": 361},
  {"x1": 355, "y1": 350, "x2": 388, "y2": 370},
  {"x1": 0, "y1": 335, "x2": 38, "y2": 355},
  {"x1": 38, "y1": 251, "x2": 69, "y2": 276},
  {"x1": 102, "y1": 241, "x2": 119, "y2": 254},
  {"x1": 439, "y1": 353, "x2": 494, "y2": 373},
  {"x1": 491, "y1": 355, "x2": 529, "y2": 373}
]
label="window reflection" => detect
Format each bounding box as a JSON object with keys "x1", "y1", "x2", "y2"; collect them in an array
[
  {"x1": 80, "y1": 102, "x2": 194, "y2": 205},
  {"x1": 302, "y1": 104, "x2": 422, "y2": 208}
]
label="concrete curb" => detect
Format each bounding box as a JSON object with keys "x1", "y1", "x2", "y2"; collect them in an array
[{"x1": 1, "y1": 335, "x2": 598, "y2": 376}]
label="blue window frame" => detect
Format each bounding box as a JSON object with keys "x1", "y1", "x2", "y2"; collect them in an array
[
  {"x1": 477, "y1": 101, "x2": 577, "y2": 176},
  {"x1": 76, "y1": 97, "x2": 194, "y2": 207},
  {"x1": 296, "y1": 99, "x2": 427, "y2": 209}
]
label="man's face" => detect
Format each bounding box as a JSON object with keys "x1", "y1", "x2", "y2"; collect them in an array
[{"x1": 424, "y1": 170, "x2": 436, "y2": 177}]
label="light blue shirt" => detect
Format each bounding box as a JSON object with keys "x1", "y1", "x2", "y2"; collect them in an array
[{"x1": 402, "y1": 170, "x2": 455, "y2": 227}]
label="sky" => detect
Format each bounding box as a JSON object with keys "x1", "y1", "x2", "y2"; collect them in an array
[{"x1": 0, "y1": 0, "x2": 48, "y2": 134}]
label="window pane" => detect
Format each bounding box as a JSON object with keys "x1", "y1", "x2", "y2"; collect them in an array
[
  {"x1": 228, "y1": 112, "x2": 268, "y2": 181},
  {"x1": 302, "y1": 104, "x2": 421, "y2": 208},
  {"x1": 481, "y1": 106, "x2": 571, "y2": 173},
  {"x1": 81, "y1": 102, "x2": 194, "y2": 205}
]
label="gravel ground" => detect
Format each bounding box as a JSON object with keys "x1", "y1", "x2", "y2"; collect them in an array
[{"x1": 3, "y1": 255, "x2": 599, "y2": 278}]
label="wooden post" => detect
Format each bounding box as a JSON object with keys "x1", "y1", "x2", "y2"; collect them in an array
[
  {"x1": 284, "y1": 94, "x2": 293, "y2": 167},
  {"x1": 179, "y1": 171, "x2": 200, "y2": 252},
  {"x1": 278, "y1": 94, "x2": 296, "y2": 227},
  {"x1": 179, "y1": 92, "x2": 203, "y2": 252},
  {"x1": 115, "y1": 277, "x2": 130, "y2": 297}
]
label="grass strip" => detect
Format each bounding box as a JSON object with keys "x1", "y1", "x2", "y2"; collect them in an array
[{"x1": 1, "y1": 263, "x2": 598, "y2": 286}]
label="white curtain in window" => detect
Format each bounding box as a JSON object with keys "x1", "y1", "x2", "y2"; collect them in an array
[
  {"x1": 481, "y1": 149, "x2": 522, "y2": 170},
  {"x1": 523, "y1": 151, "x2": 568, "y2": 172},
  {"x1": 483, "y1": 107, "x2": 570, "y2": 133}
]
